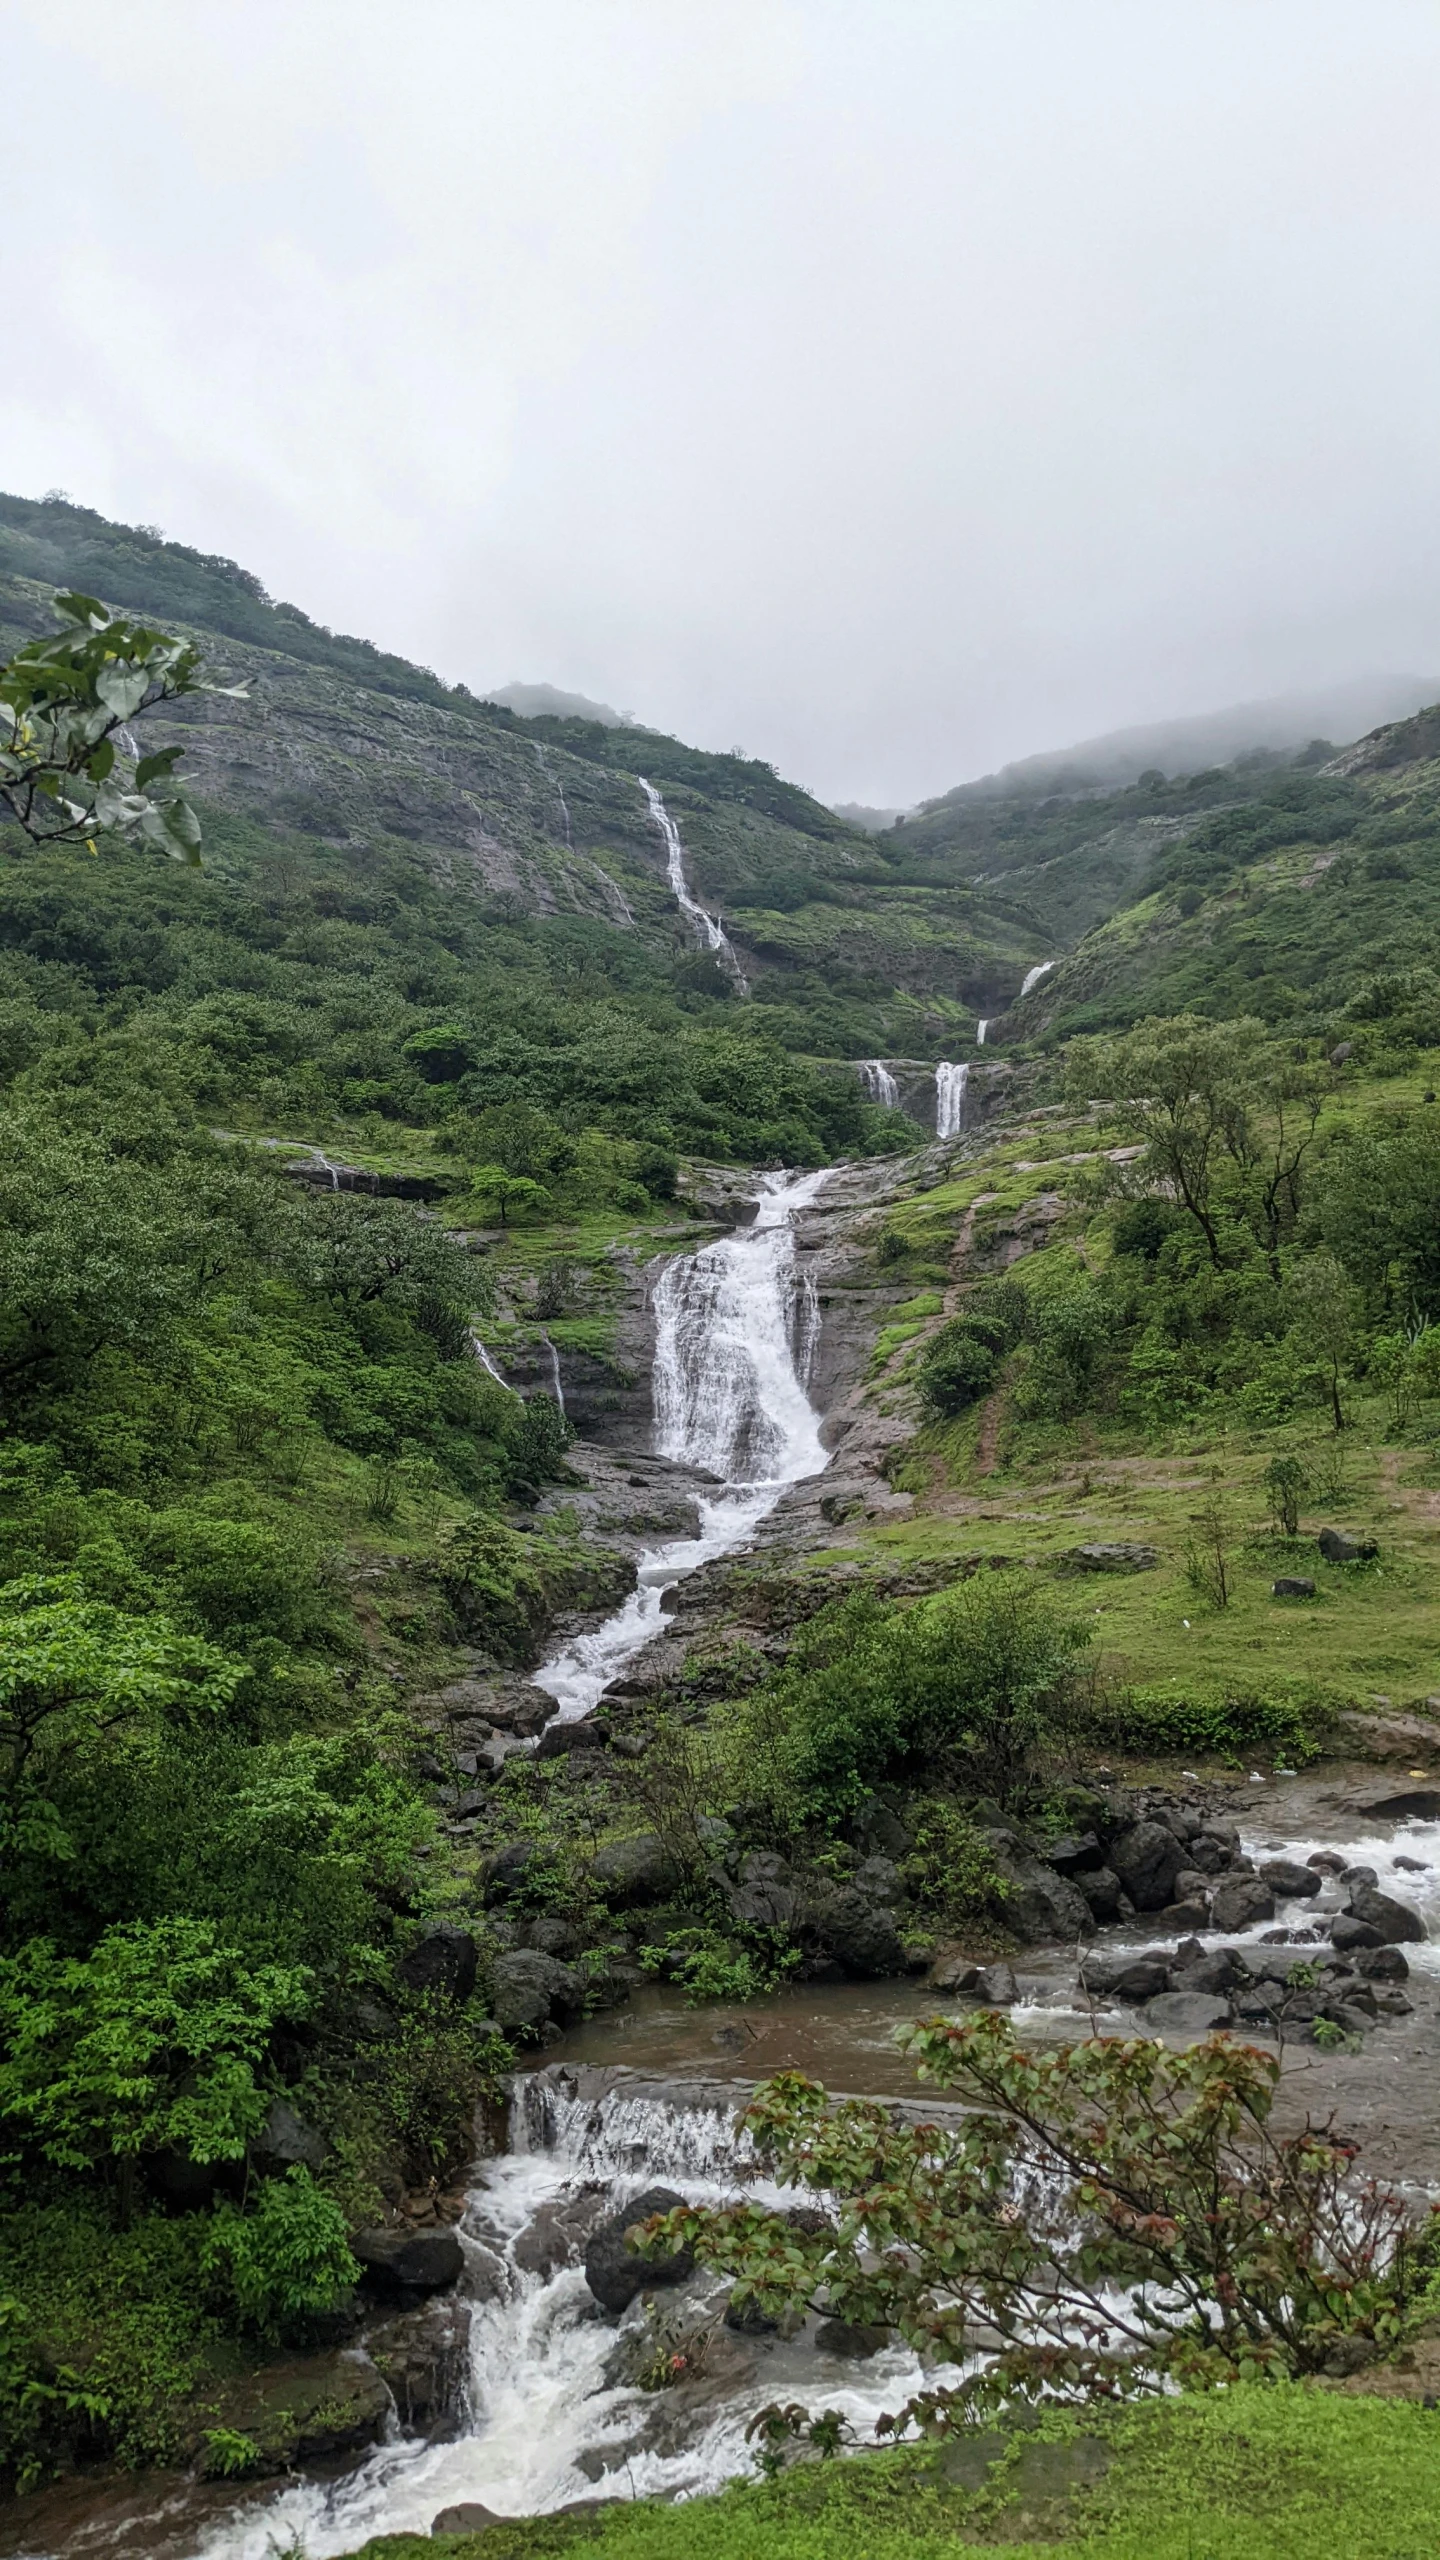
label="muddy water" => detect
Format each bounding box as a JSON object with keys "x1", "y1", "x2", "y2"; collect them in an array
[{"x1": 9, "y1": 1774, "x2": 1440, "y2": 2558}]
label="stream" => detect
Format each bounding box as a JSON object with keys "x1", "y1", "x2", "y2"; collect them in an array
[{"x1": 14, "y1": 1172, "x2": 1440, "y2": 2558}]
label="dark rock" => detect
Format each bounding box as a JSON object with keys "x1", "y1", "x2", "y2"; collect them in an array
[
  {"x1": 365, "y1": 2298, "x2": 472, "y2": 2437},
  {"x1": 1329, "y1": 1915, "x2": 1386, "y2": 1951},
  {"x1": 1374, "y1": 1990, "x2": 1415, "y2": 2016},
  {"x1": 589, "y1": 1833, "x2": 677, "y2": 1908},
  {"x1": 199, "y1": 2350, "x2": 390, "y2": 2474},
  {"x1": 1172, "y1": 1867, "x2": 1214, "y2": 1904},
  {"x1": 433, "y1": 2503, "x2": 502, "y2": 2536},
  {"x1": 1173, "y1": 1947, "x2": 1248, "y2": 1996},
  {"x1": 1109, "y1": 1821, "x2": 1184, "y2": 1913},
  {"x1": 1075, "y1": 1865, "x2": 1124, "y2": 1921},
  {"x1": 399, "y1": 1927, "x2": 479, "y2": 2003},
  {"x1": 853, "y1": 1854, "x2": 904, "y2": 1903},
  {"x1": 1046, "y1": 1831, "x2": 1104, "y2": 1874},
  {"x1": 480, "y1": 1841, "x2": 537, "y2": 1902},
  {"x1": 1210, "y1": 1875, "x2": 1276, "y2": 1932},
  {"x1": 1341, "y1": 1865, "x2": 1378, "y2": 1888},
  {"x1": 852, "y1": 1799, "x2": 914, "y2": 1859},
  {"x1": 1306, "y1": 1852, "x2": 1348, "y2": 1876},
  {"x1": 1272, "y1": 1577, "x2": 1316, "y2": 1598},
  {"x1": 251, "y1": 2097, "x2": 329, "y2": 2178},
  {"x1": 1197, "y1": 1819, "x2": 1240, "y2": 1857},
  {"x1": 1329, "y1": 1041, "x2": 1354, "y2": 1065},
  {"x1": 815, "y1": 2318, "x2": 889, "y2": 2357},
  {"x1": 512, "y1": 2192, "x2": 610, "y2": 2279},
  {"x1": 1329, "y1": 1979, "x2": 1378, "y2": 2019},
  {"x1": 522, "y1": 1916, "x2": 582, "y2": 1958},
  {"x1": 536, "y1": 1716, "x2": 609, "y2": 1759},
  {"x1": 1062, "y1": 1543, "x2": 1159, "y2": 1572},
  {"x1": 1160, "y1": 1899, "x2": 1212, "y2": 1933},
  {"x1": 1395, "y1": 1854, "x2": 1430, "y2": 1873},
  {"x1": 984, "y1": 1840, "x2": 1094, "y2": 1941},
  {"x1": 1259, "y1": 1860, "x2": 1322, "y2": 1900},
  {"x1": 352, "y1": 2227, "x2": 464, "y2": 2296},
  {"x1": 491, "y1": 1950, "x2": 587, "y2": 2038},
  {"x1": 802, "y1": 1880, "x2": 914, "y2": 1977},
  {"x1": 1318, "y1": 1528, "x2": 1379, "y2": 1564},
  {"x1": 1185, "y1": 1833, "x2": 1229, "y2": 1876},
  {"x1": 975, "y1": 1960, "x2": 1019, "y2": 2005},
  {"x1": 1353, "y1": 1946, "x2": 1409, "y2": 1981},
  {"x1": 1347, "y1": 1883, "x2": 1425, "y2": 1944},
  {"x1": 1082, "y1": 1953, "x2": 1170, "y2": 2003},
  {"x1": 1145, "y1": 1992, "x2": 1233, "y2": 2037},
  {"x1": 1328, "y1": 2003, "x2": 1378, "y2": 2037},
  {"x1": 723, "y1": 1851, "x2": 798, "y2": 1930},
  {"x1": 584, "y1": 2186, "x2": 693, "y2": 2313}
]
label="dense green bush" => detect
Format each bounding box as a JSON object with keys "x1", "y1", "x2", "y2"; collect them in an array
[{"x1": 1097, "y1": 1677, "x2": 1338, "y2": 1763}]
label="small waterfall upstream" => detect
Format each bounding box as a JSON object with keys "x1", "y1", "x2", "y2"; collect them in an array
[
  {"x1": 1019, "y1": 959, "x2": 1056, "y2": 999},
  {"x1": 934, "y1": 1060, "x2": 969, "y2": 1140},
  {"x1": 858, "y1": 1058, "x2": 899, "y2": 1107},
  {"x1": 532, "y1": 1170, "x2": 828, "y2": 1725},
  {"x1": 976, "y1": 1018, "x2": 989, "y2": 1046},
  {"x1": 639, "y1": 778, "x2": 748, "y2": 993}
]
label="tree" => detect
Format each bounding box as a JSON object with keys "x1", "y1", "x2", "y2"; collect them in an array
[
  {"x1": 0, "y1": 593, "x2": 239, "y2": 861},
  {"x1": 0, "y1": 1918, "x2": 309, "y2": 2218},
  {"x1": 466, "y1": 1166, "x2": 551, "y2": 1227},
  {"x1": 642, "y1": 2018, "x2": 1425, "y2": 2439},
  {"x1": 0, "y1": 1575, "x2": 244, "y2": 1860},
  {"x1": 1284, "y1": 1252, "x2": 1359, "y2": 1431}
]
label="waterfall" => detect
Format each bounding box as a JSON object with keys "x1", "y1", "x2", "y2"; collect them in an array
[
  {"x1": 468, "y1": 1329, "x2": 519, "y2": 1397},
  {"x1": 310, "y1": 1146, "x2": 342, "y2": 1190},
  {"x1": 531, "y1": 1171, "x2": 828, "y2": 1726},
  {"x1": 185, "y1": 2070, "x2": 953, "y2": 2557},
  {"x1": 530, "y1": 739, "x2": 576, "y2": 853},
  {"x1": 639, "y1": 778, "x2": 748, "y2": 994},
  {"x1": 934, "y1": 1061, "x2": 968, "y2": 1140},
  {"x1": 540, "y1": 1334, "x2": 566, "y2": 1415},
  {"x1": 857, "y1": 1058, "x2": 899, "y2": 1107},
  {"x1": 1019, "y1": 959, "x2": 1056, "y2": 999},
  {"x1": 976, "y1": 1019, "x2": 989, "y2": 1047}
]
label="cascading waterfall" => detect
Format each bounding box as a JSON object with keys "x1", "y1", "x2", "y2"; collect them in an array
[
  {"x1": 639, "y1": 778, "x2": 748, "y2": 993},
  {"x1": 934, "y1": 1060, "x2": 969, "y2": 1140},
  {"x1": 540, "y1": 1334, "x2": 566, "y2": 1415},
  {"x1": 858, "y1": 1058, "x2": 899, "y2": 1108},
  {"x1": 1019, "y1": 959, "x2": 1056, "y2": 998},
  {"x1": 531, "y1": 1170, "x2": 828, "y2": 1725},
  {"x1": 976, "y1": 1018, "x2": 989, "y2": 1046},
  {"x1": 186, "y1": 2077, "x2": 958, "y2": 2557}
]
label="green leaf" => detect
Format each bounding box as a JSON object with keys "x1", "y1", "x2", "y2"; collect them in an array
[{"x1": 134, "y1": 747, "x2": 182, "y2": 788}]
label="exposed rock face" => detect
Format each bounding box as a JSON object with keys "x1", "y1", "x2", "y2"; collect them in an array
[
  {"x1": 1210, "y1": 1875, "x2": 1276, "y2": 1931},
  {"x1": 398, "y1": 1926, "x2": 479, "y2": 2002},
  {"x1": 491, "y1": 1950, "x2": 589, "y2": 2038},
  {"x1": 584, "y1": 2187, "x2": 693, "y2": 2312},
  {"x1": 800, "y1": 1878, "x2": 916, "y2": 1977},
  {"x1": 1108, "y1": 1821, "x2": 1184, "y2": 1913},
  {"x1": 351, "y1": 2227, "x2": 464, "y2": 2296},
  {"x1": 1346, "y1": 1883, "x2": 1424, "y2": 1944},
  {"x1": 984, "y1": 1837, "x2": 1094, "y2": 1941}
]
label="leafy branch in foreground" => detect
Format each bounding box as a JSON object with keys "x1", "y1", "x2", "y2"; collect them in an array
[
  {"x1": 640, "y1": 2018, "x2": 1432, "y2": 2448},
  {"x1": 0, "y1": 592, "x2": 242, "y2": 861}
]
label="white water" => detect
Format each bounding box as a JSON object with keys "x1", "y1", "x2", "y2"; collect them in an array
[
  {"x1": 468, "y1": 1329, "x2": 519, "y2": 1397},
  {"x1": 187, "y1": 2081, "x2": 958, "y2": 2558},
  {"x1": 1019, "y1": 960, "x2": 1056, "y2": 999},
  {"x1": 934, "y1": 1060, "x2": 969, "y2": 1140},
  {"x1": 531, "y1": 1170, "x2": 829, "y2": 1725},
  {"x1": 540, "y1": 1334, "x2": 567, "y2": 1416},
  {"x1": 858, "y1": 1058, "x2": 899, "y2": 1108},
  {"x1": 639, "y1": 778, "x2": 748, "y2": 993},
  {"x1": 976, "y1": 1019, "x2": 989, "y2": 1046}
]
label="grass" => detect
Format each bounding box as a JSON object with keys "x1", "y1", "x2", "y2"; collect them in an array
[{"x1": 339, "y1": 2387, "x2": 1440, "y2": 2559}]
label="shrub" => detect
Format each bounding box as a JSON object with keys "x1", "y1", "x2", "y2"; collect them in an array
[
  {"x1": 1097, "y1": 1677, "x2": 1337, "y2": 1763},
  {"x1": 201, "y1": 2169, "x2": 357, "y2": 2341},
  {"x1": 917, "y1": 1323, "x2": 998, "y2": 1418}
]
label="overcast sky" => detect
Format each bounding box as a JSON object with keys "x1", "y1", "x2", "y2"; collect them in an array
[{"x1": 8, "y1": 1, "x2": 1440, "y2": 804}]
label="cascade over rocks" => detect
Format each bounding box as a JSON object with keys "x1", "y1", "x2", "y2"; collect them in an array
[{"x1": 584, "y1": 2186, "x2": 694, "y2": 2312}]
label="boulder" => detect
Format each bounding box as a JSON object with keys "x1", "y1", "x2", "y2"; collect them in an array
[
  {"x1": 723, "y1": 1849, "x2": 798, "y2": 1931},
  {"x1": 1259, "y1": 1860, "x2": 1322, "y2": 1900},
  {"x1": 1075, "y1": 1865, "x2": 1124, "y2": 1921},
  {"x1": 1353, "y1": 1945, "x2": 1409, "y2": 1981},
  {"x1": 1329, "y1": 1915, "x2": 1385, "y2": 1951},
  {"x1": 1347, "y1": 1883, "x2": 1424, "y2": 1944},
  {"x1": 490, "y1": 1950, "x2": 587, "y2": 2038},
  {"x1": 522, "y1": 1916, "x2": 581, "y2": 1958},
  {"x1": 1318, "y1": 1528, "x2": 1379, "y2": 1565},
  {"x1": 433, "y1": 2503, "x2": 502, "y2": 2536},
  {"x1": 853, "y1": 1854, "x2": 905, "y2": 1903},
  {"x1": 815, "y1": 2318, "x2": 889, "y2": 2357},
  {"x1": 1272, "y1": 1577, "x2": 1316, "y2": 1598},
  {"x1": 984, "y1": 1841, "x2": 1094, "y2": 1941},
  {"x1": 1173, "y1": 1947, "x2": 1248, "y2": 1997},
  {"x1": 1046, "y1": 1831, "x2": 1104, "y2": 1874},
  {"x1": 537, "y1": 1716, "x2": 609, "y2": 1759},
  {"x1": 480, "y1": 1841, "x2": 537, "y2": 1902},
  {"x1": 1184, "y1": 1833, "x2": 1229, "y2": 1876},
  {"x1": 803, "y1": 1880, "x2": 914, "y2": 1978},
  {"x1": 942, "y1": 1959, "x2": 1022, "y2": 2007},
  {"x1": 1109, "y1": 1821, "x2": 1184, "y2": 1913},
  {"x1": 366, "y1": 2298, "x2": 472, "y2": 2436},
  {"x1": 352, "y1": 2227, "x2": 464, "y2": 2296},
  {"x1": 251, "y1": 2097, "x2": 329, "y2": 2178},
  {"x1": 1145, "y1": 1992, "x2": 1233, "y2": 2037},
  {"x1": 512, "y1": 2193, "x2": 610, "y2": 2279},
  {"x1": 1210, "y1": 1875, "x2": 1276, "y2": 1933},
  {"x1": 1172, "y1": 1867, "x2": 1214, "y2": 1904},
  {"x1": 1307, "y1": 1852, "x2": 1348, "y2": 1876},
  {"x1": 399, "y1": 1927, "x2": 479, "y2": 2003},
  {"x1": 1160, "y1": 1899, "x2": 1211, "y2": 1933},
  {"x1": 589, "y1": 1833, "x2": 677, "y2": 1908},
  {"x1": 584, "y1": 2186, "x2": 693, "y2": 2313},
  {"x1": 1082, "y1": 1953, "x2": 1170, "y2": 2003}
]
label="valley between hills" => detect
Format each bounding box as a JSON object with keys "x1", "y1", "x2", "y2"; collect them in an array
[{"x1": 9, "y1": 495, "x2": 1440, "y2": 2556}]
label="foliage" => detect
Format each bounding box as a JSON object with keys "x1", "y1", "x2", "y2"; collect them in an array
[
  {"x1": 0, "y1": 1918, "x2": 309, "y2": 2196},
  {"x1": 721, "y1": 1576, "x2": 1087, "y2": 1826},
  {"x1": 0, "y1": 591, "x2": 231, "y2": 859},
  {"x1": 915, "y1": 1321, "x2": 998, "y2": 1417},
  {"x1": 638, "y1": 1927, "x2": 795, "y2": 2006},
  {"x1": 201, "y1": 2167, "x2": 358, "y2": 2339},
  {"x1": 899, "y1": 1797, "x2": 1007, "y2": 1926},
  {"x1": 1093, "y1": 1676, "x2": 1336, "y2": 1763},
  {"x1": 643, "y1": 2020, "x2": 1430, "y2": 2440}
]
